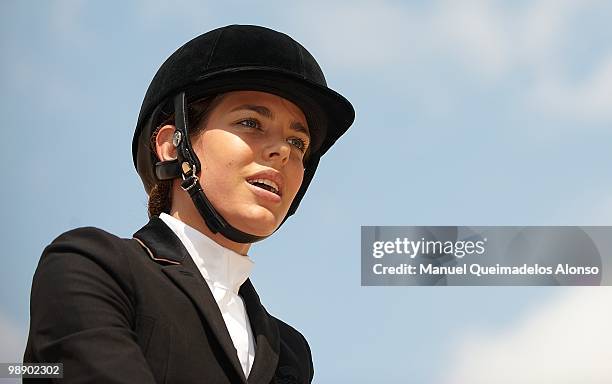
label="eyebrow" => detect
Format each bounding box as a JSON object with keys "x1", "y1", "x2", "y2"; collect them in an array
[{"x1": 230, "y1": 104, "x2": 310, "y2": 137}]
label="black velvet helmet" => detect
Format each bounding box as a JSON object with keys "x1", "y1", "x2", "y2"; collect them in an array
[{"x1": 133, "y1": 24, "x2": 355, "y2": 242}]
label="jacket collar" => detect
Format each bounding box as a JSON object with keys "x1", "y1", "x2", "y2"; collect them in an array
[
  {"x1": 133, "y1": 216, "x2": 189, "y2": 265},
  {"x1": 133, "y1": 216, "x2": 279, "y2": 383}
]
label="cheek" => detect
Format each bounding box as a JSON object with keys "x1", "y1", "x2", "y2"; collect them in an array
[
  {"x1": 195, "y1": 130, "x2": 254, "y2": 172},
  {"x1": 285, "y1": 161, "x2": 305, "y2": 199}
]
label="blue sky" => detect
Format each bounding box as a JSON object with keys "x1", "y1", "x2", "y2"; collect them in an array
[{"x1": 2, "y1": 1, "x2": 612, "y2": 382}]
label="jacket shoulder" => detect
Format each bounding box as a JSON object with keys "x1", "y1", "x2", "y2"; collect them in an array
[
  {"x1": 30, "y1": 226, "x2": 142, "y2": 336},
  {"x1": 272, "y1": 315, "x2": 315, "y2": 382},
  {"x1": 42, "y1": 226, "x2": 140, "y2": 267},
  {"x1": 274, "y1": 316, "x2": 309, "y2": 344},
  {"x1": 47, "y1": 226, "x2": 128, "y2": 252},
  {"x1": 25, "y1": 226, "x2": 157, "y2": 381},
  {"x1": 34, "y1": 226, "x2": 142, "y2": 303}
]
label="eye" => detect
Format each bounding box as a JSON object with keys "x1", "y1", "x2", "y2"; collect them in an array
[
  {"x1": 237, "y1": 118, "x2": 261, "y2": 129},
  {"x1": 287, "y1": 137, "x2": 308, "y2": 153}
]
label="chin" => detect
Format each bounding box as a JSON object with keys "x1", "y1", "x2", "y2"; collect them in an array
[{"x1": 226, "y1": 204, "x2": 281, "y2": 237}]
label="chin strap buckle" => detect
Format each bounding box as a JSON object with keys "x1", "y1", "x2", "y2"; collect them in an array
[
  {"x1": 180, "y1": 161, "x2": 199, "y2": 192},
  {"x1": 181, "y1": 174, "x2": 199, "y2": 192}
]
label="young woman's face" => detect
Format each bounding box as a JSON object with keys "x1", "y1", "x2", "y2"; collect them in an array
[{"x1": 192, "y1": 91, "x2": 310, "y2": 236}]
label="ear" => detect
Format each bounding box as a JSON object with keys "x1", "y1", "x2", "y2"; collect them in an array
[{"x1": 155, "y1": 124, "x2": 178, "y2": 161}]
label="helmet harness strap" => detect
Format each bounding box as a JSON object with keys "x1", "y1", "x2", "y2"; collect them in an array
[{"x1": 173, "y1": 92, "x2": 268, "y2": 244}]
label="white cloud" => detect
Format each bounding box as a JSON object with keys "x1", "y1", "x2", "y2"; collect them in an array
[
  {"x1": 432, "y1": 0, "x2": 510, "y2": 79},
  {"x1": 520, "y1": 0, "x2": 570, "y2": 67},
  {"x1": 288, "y1": 0, "x2": 612, "y2": 122},
  {"x1": 289, "y1": 1, "x2": 420, "y2": 70},
  {"x1": 528, "y1": 54, "x2": 612, "y2": 123},
  {"x1": 443, "y1": 288, "x2": 612, "y2": 384}
]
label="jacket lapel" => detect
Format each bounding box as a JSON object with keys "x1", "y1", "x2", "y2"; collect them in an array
[
  {"x1": 240, "y1": 279, "x2": 280, "y2": 383},
  {"x1": 133, "y1": 217, "x2": 247, "y2": 383}
]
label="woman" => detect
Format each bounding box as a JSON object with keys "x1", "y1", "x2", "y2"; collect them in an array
[{"x1": 24, "y1": 24, "x2": 354, "y2": 383}]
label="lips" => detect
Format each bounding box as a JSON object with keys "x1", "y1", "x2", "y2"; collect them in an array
[
  {"x1": 247, "y1": 178, "x2": 280, "y2": 195},
  {"x1": 246, "y1": 170, "x2": 283, "y2": 197}
]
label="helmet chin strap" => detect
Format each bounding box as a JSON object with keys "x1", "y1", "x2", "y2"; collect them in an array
[{"x1": 172, "y1": 92, "x2": 269, "y2": 244}]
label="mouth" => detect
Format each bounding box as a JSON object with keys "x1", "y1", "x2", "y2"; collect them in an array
[
  {"x1": 246, "y1": 178, "x2": 280, "y2": 196},
  {"x1": 245, "y1": 170, "x2": 284, "y2": 201}
]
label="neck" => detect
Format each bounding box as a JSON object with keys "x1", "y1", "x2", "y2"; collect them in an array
[{"x1": 169, "y1": 196, "x2": 251, "y2": 256}]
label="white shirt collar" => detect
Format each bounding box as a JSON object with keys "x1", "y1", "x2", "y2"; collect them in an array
[{"x1": 159, "y1": 213, "x2": 254, "y2": 294}]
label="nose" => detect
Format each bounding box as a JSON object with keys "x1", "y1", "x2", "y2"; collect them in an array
[{"x1": 264, "y1": 138, "x2": 291, "y2": 167}]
